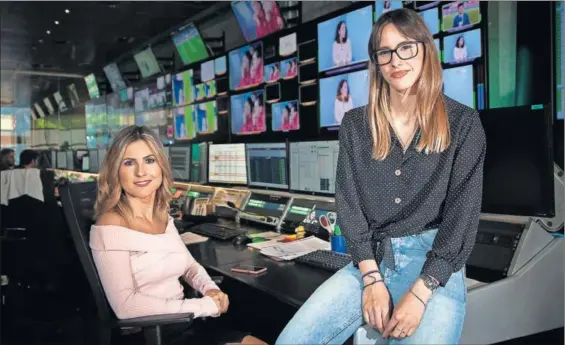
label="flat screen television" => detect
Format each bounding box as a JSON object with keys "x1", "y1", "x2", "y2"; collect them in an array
[
  {"x1": 103, "y1": 62, "x2": 127, "y2": 92},
  {"x1": 271, "y1": 100, "x2": 299, "y2": 132},
  {"x1": 231, "y1": 1, "x2": 285, "y2": 42},
  {"x1": 171, "y1": 23, "x2": 209, "y2": 65},
  {"x1": 229, "y1": 41, "x2": 264, "y2": 91},
  {"x1": 134, "y1": 47, "x2": 161, "y2": 78},
  {"x1": 230, "y1": 89, "x2": 266, "y2": 135},
  {"x1": 442, "y1": 0, "x2": 482, "y2": 33},
  {"x1": 442, "y1": 28, "x2": 482, "y2": 65}
]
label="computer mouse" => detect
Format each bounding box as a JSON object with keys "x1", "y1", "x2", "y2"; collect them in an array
[{"x1": 233, "y1": 234, "x2": 251, "y2": 246}]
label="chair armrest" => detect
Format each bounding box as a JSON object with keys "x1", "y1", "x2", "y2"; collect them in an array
[{"x1": 115, "y1": 312, "x2": 194, "y2": 328}]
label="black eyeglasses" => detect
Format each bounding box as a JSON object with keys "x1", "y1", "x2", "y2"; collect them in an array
[{"x1": 370, "y1": 41, "x2": 422, "y2": 66}]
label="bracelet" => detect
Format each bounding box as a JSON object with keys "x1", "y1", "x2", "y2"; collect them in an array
[
  {"x1": 361, "y1": 269, "x2": 381, "y2": 279},
  {"x1": 363, "y1": 278, "x2": 384, "y2": 290},
  {"x1": 409, "y1": 289, "x2": 426, "y2": 307}
]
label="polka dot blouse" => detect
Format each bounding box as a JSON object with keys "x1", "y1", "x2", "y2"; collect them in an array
[{"x1": 335, "y1": 96, "x2": 486, "y2": 286}]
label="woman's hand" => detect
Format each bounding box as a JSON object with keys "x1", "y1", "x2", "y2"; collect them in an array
[
  {"x1": 362, "y1": 273, "x2": 391, "y2": 334},
  {"x1": 381, "y1": 287, "x2": 428, "y2": 339},
  {"x1": 205, "y1": 289, "x2": 229, "y2": 314}
]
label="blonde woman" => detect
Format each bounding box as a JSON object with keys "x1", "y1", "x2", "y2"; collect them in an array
[
  {"x1": 276, "y1": 8, "x2": 485, "y2": 345},
  {"x1": 90, "y1": 126, "x2": 266, "y2": 345}
]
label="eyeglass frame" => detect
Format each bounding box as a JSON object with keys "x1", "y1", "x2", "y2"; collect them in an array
[{"x1": 370, "y1": 41, "x2": 424, "y2": 66}]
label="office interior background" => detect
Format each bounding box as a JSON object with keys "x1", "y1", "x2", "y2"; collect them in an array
[{"x1": 0, "y1": 1, "x2": 564, "y2": 345}]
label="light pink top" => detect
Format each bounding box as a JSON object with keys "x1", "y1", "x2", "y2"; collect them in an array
[{"x1": 90, "y1": 217, "x2": 220, "y2": 319}]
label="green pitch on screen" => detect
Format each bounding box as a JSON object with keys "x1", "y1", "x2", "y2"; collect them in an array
[
  {"x1": 184, "y1": 71, "x2": 195, "y2": 105},
  {"x1": 178, "y1": 37, "x2": 208, "y2": 65},
  {"x1": 204, "y1": 102, "x2": 217, "y2": 133},
  {"x1": 184, "y1": 106, "x2": 197, "y2": 140}
]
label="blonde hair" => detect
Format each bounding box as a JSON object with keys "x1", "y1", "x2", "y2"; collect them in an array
[
  {"x1": 94, "y1": 126, "x2": 173, "y2": 223},
  {"x1": 367, "y1": 8, "x2": 449, "y2": 160}
]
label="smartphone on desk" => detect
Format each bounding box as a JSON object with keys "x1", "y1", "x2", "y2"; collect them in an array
[{"x1": 231, "y1": 265, "x2": 267, "y2": 275}]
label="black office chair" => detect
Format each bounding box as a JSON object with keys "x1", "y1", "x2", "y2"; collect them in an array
[{"x1": 59, "y1": 182, "x2": 195, "y2": 345}]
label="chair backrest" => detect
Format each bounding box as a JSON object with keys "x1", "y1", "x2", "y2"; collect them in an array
[{"x1": 59, "y1": 182, "x2": 113, "y2": 324}]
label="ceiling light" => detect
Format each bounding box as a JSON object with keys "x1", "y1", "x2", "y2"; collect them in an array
[
  {"x1": 46, "y1": 30, "x2": 51, "y2": 35},
  {"x1": 65, "y1": 9, "x2": 70, "y2": 14},
  {"x1": 54, "y1": 20, "x2": 59, "y2": 25}
]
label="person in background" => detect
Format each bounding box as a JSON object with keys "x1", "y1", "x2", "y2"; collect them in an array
[
  {"x1": 91, "y1": 126, "x2": 267, "y2": 345},
  {"x1": 334, "y1": 79, "x2": 353, "y2": 125},
  {"x1": 452, "y1": 2, "x2": 471, "y2": 28},
  {"x1": 453, "y1": 36, "x2": 467, "y2": 63},
  {"x1": 332, "y1": 21, "x2": 352, "y2": 67},
  {"x1": 0, "y1": 148, "x2": 15, "y2": 171},
  {"x1": 13, "y1": 149, "x2": 56, "y2": 204},
  {"x1": 276, "y1": 8, "x2": 485, "y2": 345}
]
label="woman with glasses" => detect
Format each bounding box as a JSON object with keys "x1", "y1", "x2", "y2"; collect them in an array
[{"x1": 276, "y1": 8, "x2": 485, "y2": 345}]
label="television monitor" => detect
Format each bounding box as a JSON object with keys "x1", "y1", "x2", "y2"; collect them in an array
[
  {"x1": 171, "y1": 22, "x2": 209, "y2": 65},
  {"x1": 170, "y1": 146, "x2": 191, "y2": 181},
  {"x1": 43, "y1": 97, "x2": 55, "y2": 116},
  {"x1": 134, "y1": 47, "x2": 161, "y2": 78},
  {"x1": 264, "y1": 62, "x2": 280, "y2": 83},
  {"x1": 298, "y1": 40, "x2": 316, "y2": 63},
  {"x1": 193, "y1": 83, "x2": 205, "y2": 101},
  {"x1": 375, "y1": 1, "x2": 403, "y2": 21},
  {"x1": 195, "y1": 100, "x2": 218, "y2": 134},
  {"x1": 217, "y1": 96, "x2": 229, "y2": 114},
  {"x1": 201, "y1": 60, "x2": 215, "y2": 82},
  {"x1": 190, "y1": 142, "x2": 208, "y2": 184},
  {"x1": 272, "y1": 100, "x2": 299, "y2": 132},
  {"x1": 84, "y1": 74, "x2": 100, "y2": 100},
  {"x1": 53, "y1": 92, "x2": 67, "y2": 113},
  {"x1": 414, "y1": 1, "x2": 440, "y2": 10},
  {"x1": 173, "y1": 105, "x2": 197, "y2": 140},
  {"x1": 231, "y1": 1, "x2": 285, "y2": 42},
  {"x1": 420, "y1": 7, "x2": 439, "y2": 35},
  {"x1": 299, "y1": 83, "x2": 317, "y2": 105},
  {"x1": 103, "y1": 62, "x2": 126, "y2": 92},
  {"x1": 298, "y1": 62, "x2": 317, "y2": 84},
  {"x1": 443, "y1": 65, "x2": 474, "y2": 108},
  {"x1": 67, "y1": 83, "x2": 80, "y2": 107},
  {"x1": 56, "y1": 151, "x2": 67, "y2": 169},
  {"x1": 442, "y1": 28, "x2": 482, "y2": 64},
  {"x1": 555, "y1": 2, "x2": 564, "y2": 120},
  {"x1": 319, "y1": 69, "x2": 369, "y2": 128},
  {"x1": 173, "y1": 69, "x2": 194, "y2": 107},
  {"x1": 230, "y1": 89, "x2": 265, "y2": 135},
  {"x1": 480, "y1": 105, "x2": 555, "y2": 217},
  {"x1": 229, "y1": 41, "x2": 264, "y2": 91},
  {"x1": 442, "y1": 1, "x2": 481, "y2": 33},
  {"x1": 265, "y1": 83, "x2": 281, "y2": 103},
  {"x1": 148, "y1": 74, "x2": 172, "y2": 110},
  {"x1": 290, "y1": 141, "x2": 339, "y2": 194},
  {"x1": 208, "y1": 143, "x2": 247, "y2": 184},
  {"x1": 280, "y1": 57, "x2": 298, "y2": 80},
  {"x1": 205, "y1": 80, "x2": 216, "y2": 99},
  {"x1": 317, "y1": 5, "x2": 373, "y2": 73},
  {"x1": 246, "y1": 143, "x2": 288, "y2": 189},
  {"x1": 279, "y1": 32, "x2": 297, "y2": 57},
  {"x1": 215, "y1": 56, "x2": 227, "y2": 76}
]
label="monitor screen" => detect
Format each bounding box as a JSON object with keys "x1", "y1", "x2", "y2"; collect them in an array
[
  {"x1": 201, "y1": 60, "x2": 215, "y2": 82},
  {"x1": 243, "y1": 193, "x2": 290, "y2": 220},
  {"x1": 195, "y1": 100, "x2": 218, "y2": 134},
  {"x1": 319, "y1": 69, "x2": 369, "y2": 128},
  {"x1": 555, "y1": 2, "x2": 564, "y2": 120},
  {"x1": 290, "y1": 141, "x2": 340, "y2": 194},
  {"x1": 43, "y1": 97, "x2": 55, "y2": 116},
  {"x1": 419, "y1": 7, "x2": 440, "y2": 35},
  {"x1": 103, "y1": 62, "x2": 127, "y2": 92},
  {"x1": 56, "y1": 151, "x2": 67, "y2": 169},
  {"x1": 170, "y1": 146, "x2": 191, "y2": 181},
  {"x1": 229, "y1": 41, "x2": 264, "y2": 91},
  {"x1": 134, "y1": 47, "x2": 161, "y2": 78},
  {"x1": 280, "y1": 57, "x2": 298, "y2": 80},
  {"x1": 230, "y1": 89, "x2": 266, "y2": 135},
  {"x1": 375, "y1": 1, "x2": 403, "y2": 21},
  {"x1": 317, "y1": 5, "x2": 373, "y2": 73},
  {"x1": 443, "y1": 65, "x2": 474, "y2": 108},
  {"x1": 480, "y1": 105, "x2": 554, "y2": 217},
  {"x1": 264, "y1": 62, "x2": 280, "y2": 83},
  {"x1": 53, "y1": 92, "x2": 67, "y2": 112},
  {"x1": 442, "y1": 1, "x2": 481, "y2": 33},
  {"x1": 279, "y1": 32, "x2": 297, "y2": 57},
  {"x1": 84, "y1": 74, "x2": 100, "y2": 100},
  {"x1": 173, "y1": 105, "x2": 197, "y2": 140},
  {"x1": 231, "y1": 1, "x2": 285, "y2": 42},
  {"x1": 442, "y1": 28, "x2": 482, "y2": 64},
  {"x1": 208, "y1": 143, "x2": 247, "y2": 184},
  {"x1": 272, "y1": 100, "x2": 299, "y2": 132},
  {"x1": 284, "y1": 199, "x2": 336, "y2": 225},
  {"x1": 190, "y1": 142, "x2": 208, "y2": 184},
  {"x1": 67, "y1": 83, "x2": 80, "y2": 107},
  {"x1": 246, "y1": 143, "x2": 288, "y2": 189},
  {"x1": 172, "y1": 69, "x2": 194, "y2": 107},
  {"x1": 205, "y1": 80, "x2": 216, "y2": 99},
  {"x1": 215, "y1": 56, "x2": 227, "y2": 76},
  {"x1": 171, "y1": 23, "x2": 209, "y2": 65},
  {"x1": 194, "y1": 83, "x2": 206, "y2": 102}
]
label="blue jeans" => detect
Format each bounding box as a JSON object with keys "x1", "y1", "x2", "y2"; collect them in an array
[{"x1": 275, "y1": 229, "x2": 467, "y2": 345}]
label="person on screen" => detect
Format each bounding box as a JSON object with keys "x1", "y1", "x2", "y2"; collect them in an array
[
  {"x1": 289, "y1": 59, "x2": 298, "y2": 77},
  {"x1": 453, "y1": 36, "x2": 468, "y2": 62},
  {"x1": 252, "y1": 1, "x2": 269, "y2": 39},
  {"x1": 334, "y1": 79, "x2": 353, "y2": 125},
  {"x1": 252, "y1": 96, "x2": 266, "y2": 132},
  {"x1": 333, "y1": 21, "x2": 352, "y2": 67},
  {"x1": 262, "y1": 0, "x2": 284, "y2": 32},
  {"x1": 276, "y1": 9, "x2": 485, "y2": 345},
  {"x1": 238, "y1": 51, "x2": 253, "y2": 89},
  {"x1": 241, "y1": 98, "x2": 255, "y2": 133},
  {"x1": 269, "y1": 64, "x2": 280, "y2": 81},
  {"x1": 279, "y1": 105, "x2": 291, "y2": 131},
  {"x1": 250, "y1": 47, "x2": 263, "y2": 85},
  {"x1": 452, "y1": 2, "x2": 471, "y2": 28},
  {"x1": 289, "y1": 102, "x2": 299, "y2": 130}
]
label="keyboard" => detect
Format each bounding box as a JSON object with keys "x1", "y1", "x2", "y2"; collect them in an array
[
  {"x1": 188, "y1": 223, "x2": 243, "y2": 240},
  {"x1": 295, "y1": 250, "x2": 352, "y2": 272}
]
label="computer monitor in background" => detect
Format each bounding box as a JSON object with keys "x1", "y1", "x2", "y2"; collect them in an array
[
  {"x1": 242, "y1": 193, "x2": 290, "y2": 225},
  {"x1": 442, "y1": 0, "x2": 481, "y2": 33},
  {"x1": 443, "y1": 65, "x2": 474, "y2": 108},
  {"x1": 195, "y1": 101, "x2": 218, "y2": 135},
  {"x1": 375, "y1": 1, "x2": 403, "y2": 21},
  {"x1": 442, "y1": 28, "x2": 482, "y2": 65},
  {"x1": 246, "y1": 143, "x2": 288, "y2": 189},
  {"x1": 319, "y1": 69, "x2": 369, "y2": 128},
  {"x1": 230, "y1": 89, "x2": 266, "y2": 135},
  {"x1": 317, "y1": 5, "x2": 373, "y2": 73},
  {"x1": 56, "y1": 152, "x2": 67, "y2": 169},
  {"x1": 208, "y1": 143, "x2": 247, "y2": 185},
  {"x1": 290, "y1": 141, "x2": 340, "y2": 194},
  {"x1": 229, "y1": 41, "x2": 264, "y2": 91},
  {"x1": 89, "y1": 149, "x2": 99, "y2": 173},
  {"x1": 419, "y1": 6, "x2": 440, "y2": 35},
  {"x1": 171, "y1": 23, "x2": 209, "y2": 66},
  {"x1": 134, "y1": 47, "x2": 161, "y2": 79},
  {"x1": 103, "y1": 62, "x2": 127, "y2": 92},
  {"x1": 231, "y1": 1, "x2": 285, "y2": 42},
  {"x1": 170, "y1": 146, "x2": 191, "y2": 181},
  {"x1": 480, "y1": 105, "x2": 555, "y2": 217}
]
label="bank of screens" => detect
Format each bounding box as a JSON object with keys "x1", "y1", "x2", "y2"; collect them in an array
[
  {"x1": 103, "y1": 62, "x2": 126, "y2": 92},
  {"x1": 272, "y1": 100, "x2": 299, "y2": 132},
  {"x1": 169, "y1": 146, "x2": 191, "y2": 181},
  {"x1": 243, "y1": 193, "x2": 290, "y2": 220},
  {"x1": 84, "y1": 74, "x2": 100, "y2": 100},
  {"x1": 229, "y1": 41, "x2": 264, "y2": 91},
  {"x1": 419, "y1": 7, "x2": 439, "y2": 35},
  {"x1": 231, "y1": 1, "x2": 285, "y2": 42},
  {"x1": 317, "y1": 5, "x2": 372, "y2": 73},
  {"x1": 134, "y1": 47, "x2": 161, "y2": 79},
  {"x1": 171, "y1": 23, "x2": 209, "y2": 66},
  {"x1": 246, "y1": 143, "x2": 288, "y2": 189},
  {"x1": 443, "y1": 65, "x2": 474, "y2": 108},
  {"x1": 172, "y1": 69, "x2": 194, "y2": 107},
  {"x1": 231, "y1": 89, "x2": 265, "y2": 135},
  {"x1": 442, "y1": 1, "x2": 481, "y2": 33},
  {"x1": 442, "y1": 29, "x2": 482, "y2": 64},
  {"x1": 208, "y1": 143, "x2": 247, "y2": 184},
  {"x1": 319, "y1": 69, "x2": 369, "y2": 128},
  {"x1": 375, "y1": 1, "x2": 403, "y2": 21},
  {"x1": 290, "y1": 141, "x2": 339, "y2": 194}
]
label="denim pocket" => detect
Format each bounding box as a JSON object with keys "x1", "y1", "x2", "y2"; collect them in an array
[{"x1": 416, "y1": 228, "x2": 438, "y2": 250}]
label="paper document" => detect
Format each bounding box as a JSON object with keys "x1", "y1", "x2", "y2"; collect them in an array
[
  {"x1": 260, "y1": 236, "x2": 331, "y2": 261},
  {"x1": 181, "y1": 232, "x2": 209, "y2": 245}
]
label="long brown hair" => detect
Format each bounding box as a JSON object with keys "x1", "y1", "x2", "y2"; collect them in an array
[
  {"x1": 94, "y1": 126, "x2": 173, "y2": 223},
  {"x1": 367, "y1": 8, "x2": 449, "y2": 160}
]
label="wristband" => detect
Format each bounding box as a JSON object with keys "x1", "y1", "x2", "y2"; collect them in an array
[
  {"x1": 409, "y1": 289, "x2": 426, "y2": 307},
  {"x1": 361, "y1": 269, "x2": 381, "y2": 279},
  {"x1": 363, "y1": 278, "x2": 384, "y2": 290}
]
